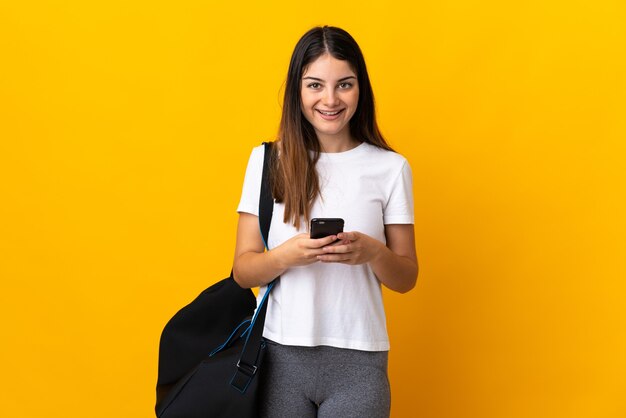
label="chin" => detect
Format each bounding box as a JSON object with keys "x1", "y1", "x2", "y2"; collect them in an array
[{"x1": 315, "y1": 125, "x2": 349, "y2": 137}]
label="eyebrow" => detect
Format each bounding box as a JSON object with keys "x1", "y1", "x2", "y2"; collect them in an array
[{"x1": 302, "y1": 76, "x2": 357, "y2": 82}]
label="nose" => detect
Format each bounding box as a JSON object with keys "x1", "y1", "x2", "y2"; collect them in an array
[{"x1": 322, "y1": 88, "x2": 340, "y2": 107}]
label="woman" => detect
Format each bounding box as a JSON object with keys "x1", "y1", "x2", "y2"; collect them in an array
[{"x1": 233, "y1": 25, "x2": 417, "y2": 418}]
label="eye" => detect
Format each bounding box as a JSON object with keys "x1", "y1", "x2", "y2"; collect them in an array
[
  {"x1": 338, "y1": 82, "x2": 353, "y2": 89},
  {"x1": 307, "y1": 82, "x2": 322, "y2": 89}
]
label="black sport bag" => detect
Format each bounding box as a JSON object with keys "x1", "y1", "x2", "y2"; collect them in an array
[{"x1": 155, "y1": 142, "x2": 276, "y2": 418}]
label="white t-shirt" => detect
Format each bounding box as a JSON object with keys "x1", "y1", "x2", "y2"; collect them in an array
[{"x1": 237, "y1": 142, "x2": 414, "y2": 351}]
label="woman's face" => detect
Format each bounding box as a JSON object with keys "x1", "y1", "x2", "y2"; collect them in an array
[{"x1": 300, "y1": 53, "x2": 359, "y2": 143}]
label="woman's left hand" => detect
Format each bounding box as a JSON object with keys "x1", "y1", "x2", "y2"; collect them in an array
[{"x1": 317, "y1": 231, "x2": 383, "y2": 265}]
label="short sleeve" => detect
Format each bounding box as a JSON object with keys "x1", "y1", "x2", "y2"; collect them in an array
[
  {"x1": 236, "y1": 145, "x2": 265, "y2": 216},
  {"x1": 383, "y1": 159, "x2": 414, "y2": 224}
]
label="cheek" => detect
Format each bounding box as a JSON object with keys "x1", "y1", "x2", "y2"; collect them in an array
[
  {"x1": 341, "y1": 90, "x2": 358, "y2": 110},
  {"x1": 300, "y1": 99, "x2": 315, "y2": 122},
  {"x1": 351, "y1": 90, "x2": 360, "y2": 107},
  {"x1": 300, "y1": 92, "x2": 315, "y2": 110},
  {"x1": 345, "y1": 93, "x2": 359, "y2": 114}
]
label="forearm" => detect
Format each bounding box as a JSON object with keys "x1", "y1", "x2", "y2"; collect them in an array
[
  {"x1": 369, "y1": 243, "x2": 418, "y2": 293},
  {"x1": 233, "y1": 250, "x2": 286, "y2": 289}
]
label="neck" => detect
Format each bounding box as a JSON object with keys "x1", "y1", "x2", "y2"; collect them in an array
[{"x1": 317, "y1": 133, "x2": 360, "y2": 153}]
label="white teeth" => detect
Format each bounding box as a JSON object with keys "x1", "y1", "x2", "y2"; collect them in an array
[{"x1": 318, "y1": 110, "x2": 341, "y2": 116}]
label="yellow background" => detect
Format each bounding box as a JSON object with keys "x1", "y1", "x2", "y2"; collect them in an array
[{"x1": 1, "y1": 1, "x2": 625, "y2": 417}]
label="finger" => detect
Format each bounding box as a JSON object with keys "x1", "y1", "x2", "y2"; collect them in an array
[
  {"x1": 317, "y1": 254, "x2": 351, "y2": 262},
  {"x1": 322, "y1": 243, "x2": 351, "y2": 254},
  {"x1": 337, "y1": 231, "x2": 357, "y2": 241},
  {"x1": 310, "y1": 235, "x2": 338, "y2": 248},
  {"x1": 306, "y1": 248, "x2": 330, "y2": 258}
]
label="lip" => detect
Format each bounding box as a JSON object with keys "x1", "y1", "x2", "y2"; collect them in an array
[{"x1": 315, "y1": 108, "x2": 345, "y2": 121}]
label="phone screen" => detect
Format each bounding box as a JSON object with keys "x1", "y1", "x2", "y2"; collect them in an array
[{"x1": 310, "y1": 218, "x2": 344, "y2": 239}]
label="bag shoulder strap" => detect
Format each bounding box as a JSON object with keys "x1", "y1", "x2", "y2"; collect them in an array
[
  {"x1": 259, "y1": 141, "x2": 274, "y2": 246},
  {"x1": 231, "y1": 141, "x2": 277, "y2": 393}
]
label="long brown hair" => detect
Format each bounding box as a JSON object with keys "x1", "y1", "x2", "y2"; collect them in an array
[{"x1": 273, "y1": 26, "x2": 393, "y2": 230}]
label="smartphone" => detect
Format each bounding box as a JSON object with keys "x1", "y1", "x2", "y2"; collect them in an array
[{"x1": 310, "y1": 218, "x2": 344, "y2": 239}]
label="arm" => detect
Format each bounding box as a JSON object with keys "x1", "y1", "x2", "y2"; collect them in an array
[
  {"x1": 317, "y1": 224, "x2": 418, "y2": 293},
  {"x1": 232, "y1": 212, "x2": 338, "y2": 288}
]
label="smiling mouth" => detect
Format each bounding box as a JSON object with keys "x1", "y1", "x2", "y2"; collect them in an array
[{"x1": 316, "y1": 109, "x2": 344, "y2": 116}]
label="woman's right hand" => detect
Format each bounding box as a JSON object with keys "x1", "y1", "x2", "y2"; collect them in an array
[
  {"x1": 233, "y1": 212, "x2": 339, "y2": 288},
  {"x1": 269, "y1": 233, "x2": 339, "y2": 270}
]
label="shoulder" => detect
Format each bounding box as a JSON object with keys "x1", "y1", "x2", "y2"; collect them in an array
[
  {"x1": 242, "y1": 144, "x2": 268, "y2": 172},
  {"x1": 249, "y1": 143, "x2": 266, "y2": 162},
  {"x1": 237, "y1": 144, "x2": 269, "y2": 214},
  {"x1": 361, "y1": 142, "x2": 409, "y2": 168}
]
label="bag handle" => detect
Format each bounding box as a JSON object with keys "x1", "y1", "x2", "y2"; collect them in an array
[{"x1": 231, "y1": 141, "x2": 277, "y2": 393}]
